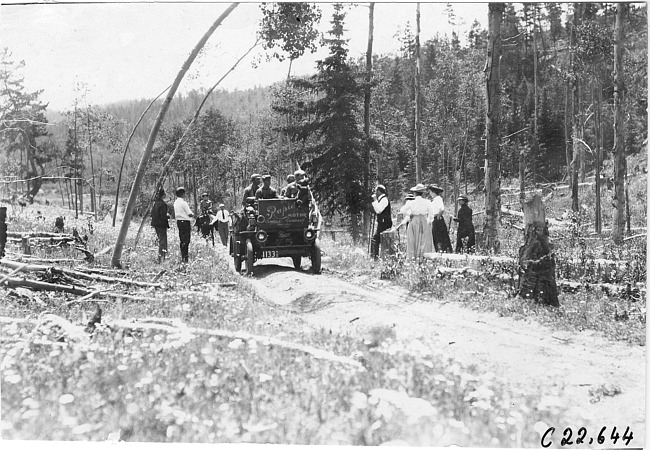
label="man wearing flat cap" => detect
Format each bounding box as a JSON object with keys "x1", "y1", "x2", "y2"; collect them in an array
[
  {"x1": 150, "y1": 188, "x2": 170, "y2": 263},
  {"x1": 370, "y1": 184, "x2": 392, "y2": 259},
  {"x1": 242, "y1": 174, "x2": 262, "y2": 207},
  {"x1": 454, "y1": 194, "x2": 476, "y2": 253},
  {"x1": 215, "y1": 203, "x2": 230, "y2": 247},
  {"x1": 255, "y1": 175, "x2": 279, "y2": 200}
]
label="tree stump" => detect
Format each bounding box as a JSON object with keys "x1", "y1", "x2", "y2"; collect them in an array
[
  {"x1": 380, "y1": 229, "x2": 397, "y2": 256},
  {"x1": 517, "y1": 195, "x2": 559, "y2": 306},
  {"x1": 0, "y1": 207, "x2": 6, "y2": 258}
]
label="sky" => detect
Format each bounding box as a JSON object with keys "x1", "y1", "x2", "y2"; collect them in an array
[{"x1": 0, "y1": 1, "x2": 488, "y2": 111}]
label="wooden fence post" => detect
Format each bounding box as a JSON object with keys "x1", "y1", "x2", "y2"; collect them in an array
[{"x1": 517, "y1": 195, "x2": 559, "y2": 306}]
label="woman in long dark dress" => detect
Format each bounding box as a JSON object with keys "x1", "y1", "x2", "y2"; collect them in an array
[
  {"x1": 428, "y1": 184, "x2": 453, "y2": 253},
  {"x1": 454, "y1": 195, "x2": 476, "y2": 253}
]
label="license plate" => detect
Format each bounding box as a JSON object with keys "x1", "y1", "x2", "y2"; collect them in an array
[{"x1": 262, "y1": 250, "x2": 278, "y2": 258}]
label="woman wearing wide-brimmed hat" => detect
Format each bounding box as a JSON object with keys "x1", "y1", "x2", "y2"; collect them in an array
[
  {"x1": 428, "y1": 184, "x2": 453, "y2": 253},
  {"x1": 400, "y1": 183, "x2": 435, "y2": 259},
  {"x1": 454, "y1": 195, "x2": 476, "y2": 253}
]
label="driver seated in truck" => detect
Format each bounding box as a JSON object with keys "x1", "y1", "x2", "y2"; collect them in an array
[{"x1": 255, "y1": 174, "x2": 279, "y2": 200}]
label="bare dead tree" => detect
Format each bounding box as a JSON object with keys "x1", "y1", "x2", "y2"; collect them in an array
[{"x1": 111, "y1": 3, "x2": 239, "y2": 268}]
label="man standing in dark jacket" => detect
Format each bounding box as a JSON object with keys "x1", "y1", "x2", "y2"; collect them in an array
[
  {"x1": 151, "y1": 188, "x2": 170, "y2": 263},
  {"x1": 370, "y1": 184, "x2": 392, "y2": 259},
  {"x1": 454, "y1": 195, "x2": 476, "y2": 253}
]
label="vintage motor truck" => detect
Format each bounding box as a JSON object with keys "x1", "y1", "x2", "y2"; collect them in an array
[{"x1": 229, "y1": 198, "x2": 321, "y2": 275}]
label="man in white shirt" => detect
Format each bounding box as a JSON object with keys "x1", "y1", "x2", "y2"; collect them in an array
[
  {"x1": 214, "y1": 203, "x2": 230, "y2": 247},
  {"x1": 370, "y1": 184, "x2": 392, "y2": 259},
  {"x1": 173, "y1": 187, "x2": 194, "y2": 262}
]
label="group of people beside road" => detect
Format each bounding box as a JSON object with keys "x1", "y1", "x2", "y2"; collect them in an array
[
  {"x1": 150, "y1": 187, "x2": 230, "y2": 264},
  {"x1": 149, "y1": 169, "x2": 316, "y2": 264},
  {"x1": 371, "y1": 183, "x2": 476, "y2": 260}
]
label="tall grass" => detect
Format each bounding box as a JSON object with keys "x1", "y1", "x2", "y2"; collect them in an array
[{"x1": 1, "y1": 209, "x2": 567, "y2": 445}]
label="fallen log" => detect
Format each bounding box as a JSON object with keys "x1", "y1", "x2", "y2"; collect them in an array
[
  {"x1": 1, "y1": 277, "x2": 150, "y2": 302},
  {"x1": 423, "y1": 251, "x2": 629, "y2": 269},
  {"x1": 0, "y1": 262, "x2": 29, "y2": 284},
  {"x1": 2, "y1": 276, "x2": 90, "y2": 295},
  {"x1": 423, "y1": 252, "x2": 516, "y2": 264},
  {"x1": 0, "y1": 259, "x2": 162, "y2": 288},
  {"x1": 9, "y1": 236, "x2": 76, "y2": 243},
  {"x1": 501, "y1": 206, "x2": 565, "y2": 227},
  {"x1": 432, "y1": 265, "x2": 645, "y2": 297},
  {"x1": 110, "y1": 318, "x2": 363, "y2": 368},
  {"x1": 7, "y1": 232, "x2": 74, "y2": 239},
  {"x1": 4, "y1": 252, "x2": 85, "y2": 264}
]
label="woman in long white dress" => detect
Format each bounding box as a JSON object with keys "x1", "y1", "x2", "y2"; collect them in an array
[{"x1": 401, "y1": 183, "x2": 435, "y2": 259}]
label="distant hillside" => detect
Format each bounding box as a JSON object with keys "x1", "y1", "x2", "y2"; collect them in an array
[
  {"x1": 104, "y1": 86, "x2": 274, "y2": 142},
  {"x1": 46, "y1": 85, "x2": 275, "y2": 145}
]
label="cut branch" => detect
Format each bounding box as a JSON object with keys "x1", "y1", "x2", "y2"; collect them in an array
[{"x1": 0, "y1": 259, "x2": 163, "y2": 288}]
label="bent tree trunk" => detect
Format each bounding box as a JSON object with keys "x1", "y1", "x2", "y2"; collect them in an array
[
  {"x1": 517, "y1": 195, "x2": 559, "y2": 307},
  {"x1": 110, "y1": 3, "x2": 238, "y2": 268}
]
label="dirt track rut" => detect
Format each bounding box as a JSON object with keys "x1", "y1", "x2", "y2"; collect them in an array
[{"x1": 240, "y1": 255, "x2": 646, "y2": 445}]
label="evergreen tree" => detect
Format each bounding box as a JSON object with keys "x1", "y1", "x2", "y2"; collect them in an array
[
  {"x1": 276, "y1": 4, "x2": 367, "y2": 241},
  {"x1": 0, "y1": 48, "x2": 52, "y2": 200}
]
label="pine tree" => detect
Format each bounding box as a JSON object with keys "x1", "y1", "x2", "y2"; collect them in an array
[{"x1": 277, "y1": 4, "x2": 367, "y2": 242}]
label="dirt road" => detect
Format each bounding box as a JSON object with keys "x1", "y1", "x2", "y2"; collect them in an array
[{"x1": 244, "y1": 255, "x2": 646, "y2": 446}]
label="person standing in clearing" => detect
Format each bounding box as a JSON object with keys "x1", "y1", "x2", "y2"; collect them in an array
[
  {"x1": 200, "y1": 192, "x2": 213, "y2": 213},
  {"x1": 370, "y1": 184, "x2": 392, "y2": 259},
  {"x1": 151, "y1": 188, "x2": 170, "y2": 263},
  {"x1": 215, "y1": 203, "x2": 230, "y2": 247},
  {"x1": 401, "y1": 184, "x2": 435, "y2": 259},
  {"x1": 173, "y1": 187, "x2": 194, "y2": 263},
  {"x1": 454, "y1": 194, "x2": 476, "y2": 253},
  {"x1": 428, "y1": 184, "x2": 453, "y2": 253}
]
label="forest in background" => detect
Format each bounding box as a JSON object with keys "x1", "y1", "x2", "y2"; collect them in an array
[{"x1": 1, "y1": 2, "x2": 647, "y2": 247}]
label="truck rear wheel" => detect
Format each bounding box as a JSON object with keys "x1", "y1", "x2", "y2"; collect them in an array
[
  {"x1": 246, "y1": 239, "x2": 255, "y2": 275},
  {"x1": 311, "y1": 240, "x2": 321, "y2": 274}
]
